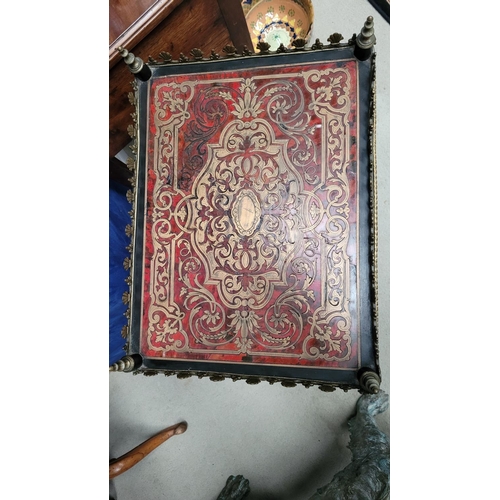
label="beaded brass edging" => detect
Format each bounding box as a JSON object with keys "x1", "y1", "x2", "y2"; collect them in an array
[
  {"x1": 132, "y1": 369, "x2": 358, "y2": 393},
  {"x1": 142, "y1": 33, "x2": 356, "y2": 66},
  {"x1": 121, "y1": 79, "x2": 140, "y2": 354},
  {"x1": 368, "y1": 53, "x2": 381, "y2": 377}
]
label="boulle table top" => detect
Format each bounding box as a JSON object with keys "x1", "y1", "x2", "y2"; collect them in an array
[{"x1": 123, "y1": 44, "x2": 380, "y2": 391}]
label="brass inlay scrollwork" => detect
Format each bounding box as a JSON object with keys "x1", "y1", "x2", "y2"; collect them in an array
[{"x1": 143, "y1": 61, "x2": 359, "y2": 367}]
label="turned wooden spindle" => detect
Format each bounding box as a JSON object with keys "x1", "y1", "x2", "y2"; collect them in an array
[{"x1": 109, "y1": 422, "x2": 187, "y2": 479}]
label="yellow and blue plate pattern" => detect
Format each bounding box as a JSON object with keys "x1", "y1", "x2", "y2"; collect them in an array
[{"x1": 244, "y1": 0, "x2": 313, "y2": 51}]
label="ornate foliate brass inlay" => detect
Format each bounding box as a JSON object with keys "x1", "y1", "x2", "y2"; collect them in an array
[{"x1": 141, "y1": 59, "x2": 360, "y2": 370}]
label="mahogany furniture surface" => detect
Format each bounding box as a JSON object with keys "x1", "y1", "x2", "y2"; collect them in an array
[
  {"x1": 109, "y1": 0, "x2": 184, "y2": 68},
  {"x1": 121, "y1": 40, "x2": 380, "y2": 391},
  {"x1": 110, "y1": 0, "x2": 252, "y2": 158}
]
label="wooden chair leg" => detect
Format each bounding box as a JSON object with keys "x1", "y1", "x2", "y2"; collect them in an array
[{"x1": 109, "y1": 422, "x2": 187, "y2": 479}]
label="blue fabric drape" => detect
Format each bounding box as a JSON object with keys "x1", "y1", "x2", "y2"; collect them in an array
[{"x1": 109, "y1": 181, "x2": 131, "y2": 365}]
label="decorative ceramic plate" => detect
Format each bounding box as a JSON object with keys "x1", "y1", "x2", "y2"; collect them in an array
[{"x1": 245, "y1": 0, "x2": 314, "y2": 51}]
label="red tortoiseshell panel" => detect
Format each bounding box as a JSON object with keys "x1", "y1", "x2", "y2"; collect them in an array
[{"x1": 141, "y1": 59, "x2": 360, "y2": 369}]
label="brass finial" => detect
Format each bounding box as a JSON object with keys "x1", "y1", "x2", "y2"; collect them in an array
[
  {"x1": 109, "y1": 355, "x2": 135, "y2": 372},
  {"x1": 356, "y1": 16, "x2": 376, "y2": 50},
  {"x1": 117, "y1": 46, "x2": 144, "y2": 73},
  {"x1": 311, "y1": 38, "x2": 324, "y2": 50},
  {"x1": 117, "y1": 46, "x2": 152, "y2": 81},
  {"x1": 354, "y1": 16, "x2": 376, "y2": 61},
  {"x1": 358, "y1": 369, "x2": 381, "y2": 394},
  {"x1": 109, "y1": 354, "x2": 142, "y2": 372}
]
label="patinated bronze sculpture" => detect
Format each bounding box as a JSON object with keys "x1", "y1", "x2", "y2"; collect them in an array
[
  {"x1": 216, "y1": 391, "x2": 389, "y2": 500},
  {"x1": 308, "y1": 391, "x2": 389, "y2": 499}
]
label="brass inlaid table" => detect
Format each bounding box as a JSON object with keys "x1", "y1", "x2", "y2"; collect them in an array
[{"x1": 112, "y1": 17, "x2": 381, "y2": 393}]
